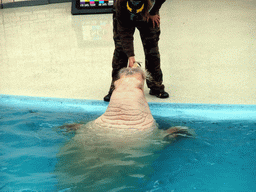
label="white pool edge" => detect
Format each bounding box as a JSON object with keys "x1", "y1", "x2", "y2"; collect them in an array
[{"x1": 1, "y1": 94, "x2": 256, "y2": 121}]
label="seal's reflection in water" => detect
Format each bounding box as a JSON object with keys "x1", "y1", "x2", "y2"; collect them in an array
[{"x1": 55, "y1": 122, "x2": 171, "y2": 191}]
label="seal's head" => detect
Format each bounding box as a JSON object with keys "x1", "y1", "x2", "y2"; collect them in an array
[{"x1": 118, "y1": 63, "x2": 146, "y2": 83}]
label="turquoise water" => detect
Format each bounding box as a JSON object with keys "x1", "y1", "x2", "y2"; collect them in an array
[{"x1": 0, "y1": 96, "x2": 255, "y2": 192}]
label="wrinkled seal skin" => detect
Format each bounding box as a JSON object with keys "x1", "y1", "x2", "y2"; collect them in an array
[{"x1": 95, "y1": 70, "x2": 155, "y2": 131}]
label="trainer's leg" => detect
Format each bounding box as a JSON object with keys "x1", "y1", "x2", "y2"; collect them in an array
[
  {"x1": 109, "y1": 12, "x2": 129, "y2": 93},
  {"x1": 138, "y1": 24, "x2": 165, "y2": 91},
  {"x1": 110, "y1": 42, "x2": 129, "y2": 92},
  {"x1": 104, "y1": 12, "x2": 128, "y2": 101}
]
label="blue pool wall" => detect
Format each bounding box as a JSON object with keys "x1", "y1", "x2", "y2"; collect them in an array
[{"x1": 1, "y1": 94, "x2": 256, "y2": 122}]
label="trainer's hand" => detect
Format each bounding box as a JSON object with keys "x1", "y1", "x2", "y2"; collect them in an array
[
  {"x1": 147, "y1": 14, "x2": 160, "y2": 28},
  {"x1": 128, "y1": 56, "x2": 136, "y2": 67}
]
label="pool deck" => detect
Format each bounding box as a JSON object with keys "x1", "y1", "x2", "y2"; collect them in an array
[{"x1": 0, "y1": 0, "x2": 256, "y2": 105}]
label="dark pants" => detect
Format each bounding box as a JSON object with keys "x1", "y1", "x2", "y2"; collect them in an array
[{"x1": 109, "y1": 13, "x2": 165, "y2": 93}]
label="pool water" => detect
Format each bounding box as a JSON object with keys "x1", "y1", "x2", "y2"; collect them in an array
[{"x1": 0, "y1": 96, "x2": 255, "y2": 192}]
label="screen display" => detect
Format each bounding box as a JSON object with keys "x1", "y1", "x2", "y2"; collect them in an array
[{"x1": 80, "y1": 0, "x2": 114, "y2": 8}]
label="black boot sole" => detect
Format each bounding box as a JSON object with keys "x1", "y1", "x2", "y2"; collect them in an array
[
  {"x1": 103, "y1": 93, "x2": 112, "y2": 102},
  {"x1": 149, "y1": 90, "x2": 169, "y2": 98}
]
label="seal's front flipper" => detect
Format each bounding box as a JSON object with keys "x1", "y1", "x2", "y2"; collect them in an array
[
  {"x1": 59, "y1": 123, "x2": 82, "y2": 132},
  {"x1": 163, "y1": 126, "x2": 196, "y2": 142}
]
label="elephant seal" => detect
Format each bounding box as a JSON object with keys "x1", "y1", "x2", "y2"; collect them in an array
[{"x1": 55, "y1": 64, "x2": 195, "y2": 190}]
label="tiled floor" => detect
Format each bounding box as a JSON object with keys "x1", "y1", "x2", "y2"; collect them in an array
[{"x1": 0, "y1": 0, "x2": 256, "y2": 104}]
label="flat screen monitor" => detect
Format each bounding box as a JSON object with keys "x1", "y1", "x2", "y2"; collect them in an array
[
  {"x1": 72, "y1": 0, "x2": 114, "y2": 15},
  {"x1": 79, "y1": 0, "x2": 114, "y2": 8}
]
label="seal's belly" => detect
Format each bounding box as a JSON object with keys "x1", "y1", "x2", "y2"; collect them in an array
[
  {"x1": 93, "y1": 120, "x2": 157, "y2": 136},
  {"x1": 76, "y1": 121, "x2": 161, "y2": 149}
]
